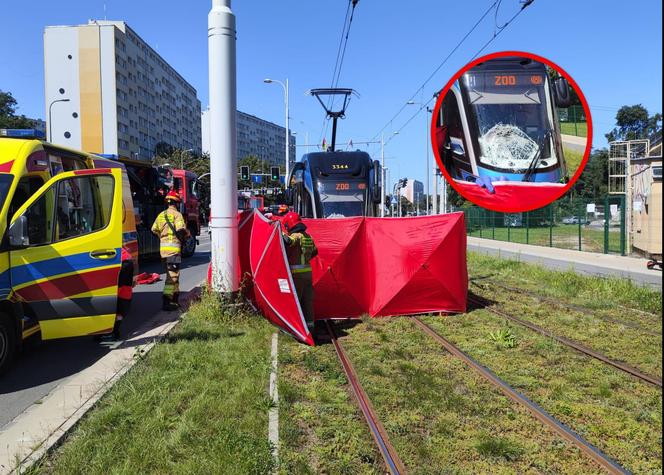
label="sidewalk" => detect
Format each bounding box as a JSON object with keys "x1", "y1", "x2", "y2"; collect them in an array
[
  {"x1": 467, "y1": 237, "x2": 662, "y2": 288},
  {"x1": 561, "y1": 134, "x2": 586, "y2": 153},
  {"x1": 0, "y1": 288, "x2": 200, "y2": 475}
]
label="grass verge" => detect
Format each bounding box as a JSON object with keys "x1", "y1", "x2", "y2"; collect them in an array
[
  {"x1": 277, "y1": 333, "x2": 383, "y2": 474},
  {"x1": 468, "y1": 252, "x2": 662, "y2": 314},
  {"x1": 421, "y1": 310, "x2": 662, "y2": 473},
  {"x1": 564, "y1": 147, "x2": 585, "y2": 176},
  {"x1": 29, "y1": 291, "x2": 276, "y2": 475},
  {"x1": 337, "y1": 317, "x2": 604, "y2": 474},
  {"x1": 472, "y1": 280, "x2": 662, "y2": 378},
  {"x1": 560, "y1": 122, "x2": 588, "y2": 137}
]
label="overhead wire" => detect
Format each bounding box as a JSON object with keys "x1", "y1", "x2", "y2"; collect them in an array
[
  {"x1": 318, "y1": 0, "x2": 359, "y2": 147},
  {"x1": 384, "y1": 0, "x2": 535, "y2": 146},
  {"x1": 370, "y1": 0, "x2": 501, "y2": 143}
]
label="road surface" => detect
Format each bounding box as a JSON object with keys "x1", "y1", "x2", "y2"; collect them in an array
[{"x1": 0, "y1": 233, "x2": 211, "y2": 430}]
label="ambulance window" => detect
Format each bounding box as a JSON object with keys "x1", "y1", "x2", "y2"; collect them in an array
[
  {"x1": 55, "y1": 175, "x2": 114, "y2": 241},
  {"x1": 21, "y1": 186, "x2": 56, "y2": 246},
  {"x1": 173, "y1": 177, "x2": 183, "y2": 193},
  {"x1": 0, "y1": 175, "x2": 12, "y2": 215},
  {"x1": 8, "y1": 177, "x2": 43, "y2": 220}
]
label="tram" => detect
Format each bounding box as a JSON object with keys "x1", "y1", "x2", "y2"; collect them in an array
[{"x1": 436, "y1": 56, "x2": 573, "y2": 185}]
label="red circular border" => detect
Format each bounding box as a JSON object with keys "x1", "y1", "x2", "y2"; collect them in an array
[{"x1": 430, "y1": 50, "x2": 593, "y2": 213}]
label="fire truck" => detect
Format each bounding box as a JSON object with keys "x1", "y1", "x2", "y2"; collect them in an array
[
  {"x1": 100, "y1": 156, "x2": 201, "y2": 258},
  {"x1": 0, "y1": 129, "x2": 137, "y2": 374}
]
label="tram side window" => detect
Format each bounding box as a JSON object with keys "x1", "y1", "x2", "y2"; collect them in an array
[
  {"x1": 56, "y1": 176, "x2": 114, "y2": 241},
  {"x1": 442, "y1": 93, "x2": 467, "y2": 155}
]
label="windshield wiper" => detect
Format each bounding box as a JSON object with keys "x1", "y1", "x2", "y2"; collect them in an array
[{"x1": 522, "y1": 129, "x2": 551, "y2": 182}]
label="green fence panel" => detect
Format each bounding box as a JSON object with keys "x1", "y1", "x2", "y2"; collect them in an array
[{"x1": 459, "y1": 195, "x2": 625, "y2": 255}]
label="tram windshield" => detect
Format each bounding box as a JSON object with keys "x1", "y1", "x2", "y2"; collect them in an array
[
  {"x1": 317, "y1": 180, "x2": 366, "y2": 218},
  {"x1": 462, "y1": 71, "x2": 558, "y2": 172}
]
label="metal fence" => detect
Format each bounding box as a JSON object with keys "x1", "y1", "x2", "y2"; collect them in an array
[
  {"x1": 557, "y1": 105, "x2": 587, "y2": 137},
  {"x1": 459, "y1": 195, "x2": 626, "y2": 255}
]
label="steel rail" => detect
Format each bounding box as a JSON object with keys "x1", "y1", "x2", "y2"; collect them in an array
[
  {"x1": 411, "y1": 317, "x2": 630, "y2": 475},
  {"x1": 467, "y1": 295, "x2": 662, "y2": 388},
  {"x1": 324, "y1": 321, "x2": 407, "y2": 475},
  {"x1": 471, "y1": 280, "x2": 661, "y2": 337}
]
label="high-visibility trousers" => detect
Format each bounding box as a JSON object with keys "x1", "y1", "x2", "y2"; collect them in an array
[{"x1": 163, "y1": 260, "x2": 180, "y2": 299}]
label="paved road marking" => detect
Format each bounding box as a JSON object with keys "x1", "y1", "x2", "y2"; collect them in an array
[{"x1": 268, "y1": 332, "x2": 279, "y2": 472}]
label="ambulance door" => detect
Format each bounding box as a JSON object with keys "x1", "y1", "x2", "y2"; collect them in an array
[{"x1": 8, "y1": 169, "x2": 123, "y2": 339}]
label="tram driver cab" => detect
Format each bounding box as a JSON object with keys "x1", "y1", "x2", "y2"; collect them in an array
[{"x1": 437, "y1": 57, "x2": 573, "y2": 185}]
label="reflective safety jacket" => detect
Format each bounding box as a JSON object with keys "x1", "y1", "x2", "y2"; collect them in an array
[
  {"x1": 151, "y1": 208, "x2": 186, "y2": 257},
  {"x1": 284, "y1": 231, "x2": 318, "y2": 274}
]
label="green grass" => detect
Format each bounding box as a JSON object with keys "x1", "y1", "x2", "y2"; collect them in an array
[
  {"x1": 30, "y1": 292, "x2": 277, "y2": 475},
  {"x1": 472, "y1": 280, "x2": 662, "y2": 378},
  {"x1": 278, "y1": 336, "x2": 382, "y2": 474},
  {"x1": 336, "y1": 317, "x2": 603, "y2": 474},
  {"x1": 560, "y1": 122, "x2": 588, "y2": 137},
  {"x1": 421, "y1": 309, "x2": 662, "y2": 473},
  {"x1": 564, "y1": 148, "x2": 585, "y2": 177},
  {"x1": 27, "y1": 253, "x2": 662, "y2": 474},
  {"x1": 468, "y1": 252, "x2": 662, "y2": 314}
]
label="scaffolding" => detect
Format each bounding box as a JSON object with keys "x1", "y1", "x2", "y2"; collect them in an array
[{"x1": 608, "y1": 139, "x2": 650, "y2": 253}]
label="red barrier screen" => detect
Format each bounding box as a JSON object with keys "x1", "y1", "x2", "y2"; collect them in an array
[
  {"x1": 237, "y1": 211, "x2": 467, "y2": 345},
  {"x1": 304, "y1": 212, "x2": 468, "y2": 319}
]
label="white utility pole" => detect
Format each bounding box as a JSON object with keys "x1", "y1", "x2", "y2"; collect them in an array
[{"x1": 208, "y1": 0, "x2": 238, "y2": 293}]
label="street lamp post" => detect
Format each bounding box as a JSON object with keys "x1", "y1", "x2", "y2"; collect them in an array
[
  {"x1": 380, "y1": 133, "x2": 385, "y2": 217},
  {"x1": 407, "y1": 100, "x2": 430, "y2": 214},
  {"x1": 263, "y1": 78, "x2": 289, "y2": 180},
  {"x1": 48, "y1": 98, "x2": 70, "y2": 143}
]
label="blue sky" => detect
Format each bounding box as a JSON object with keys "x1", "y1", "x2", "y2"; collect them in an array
[{"x1": 1, "y1": 0, "x2": 662, "y2": 186}]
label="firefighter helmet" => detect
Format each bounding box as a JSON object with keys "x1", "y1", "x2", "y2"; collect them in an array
[
  {"x1": 283, "y1": 211, "x2": 302, "y2": 231},
  {"x1": 165, "y1": 190, "x2": 181, "y2": 203}
]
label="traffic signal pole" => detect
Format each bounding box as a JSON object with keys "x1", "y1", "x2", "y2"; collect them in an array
[{"x1": 208, "y1": 0, "x2": 238, "y2": 293}]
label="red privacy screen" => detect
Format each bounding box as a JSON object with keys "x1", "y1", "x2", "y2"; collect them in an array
[
  {"x1": 234, "y1": 210, "x2": 468, "y2": 345},
  {"x1": 304, "y1": 212, "x2": 468, "y2": 319}
]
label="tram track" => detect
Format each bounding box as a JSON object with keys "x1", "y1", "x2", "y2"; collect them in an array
[
  {"x1": 324, "y1": 321, "x2": 407, "y2": 475},
  {"x1": 467, "y1": 294, "x2": 662, "y2": 388},
  {"x1": 471, "y1": 280, "x2": 662, "y2": 337},
  {"x1": 411, "y1": 317, "x2": 630, "y2": 475}
]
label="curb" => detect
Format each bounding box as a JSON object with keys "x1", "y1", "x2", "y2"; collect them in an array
[{"x1": 0, "y1": 286, "x2": 203, "y2": 475}]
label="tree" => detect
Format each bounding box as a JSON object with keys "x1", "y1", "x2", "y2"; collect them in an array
[
  {"x1": 605, "y1": 104, "x2": 661, "y2": 142},
  {"x1": 152, "y1": 148, "x2": 210, "y2": 176},
  {"x1": 0, "y1": 90, "x2": 33, "y2": 129}
]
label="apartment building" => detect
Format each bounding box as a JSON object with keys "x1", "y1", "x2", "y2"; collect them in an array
[
  {"x1": 44, "y1": 20, "x2": 201, "y2": 160},
  {"x1": 202, "y1": 108, "x2": 296, "y2": 168}
]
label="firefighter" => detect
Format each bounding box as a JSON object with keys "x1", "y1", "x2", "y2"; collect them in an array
[
  {"x1": 151, "y1": 190, "x2": 190, "y2": 311},
  {"x1": 281, "y1": 212, "x2": 318, "y2": 329}
]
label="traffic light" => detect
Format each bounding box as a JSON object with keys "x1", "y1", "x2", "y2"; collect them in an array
[
  {"x1": 270, "y1": 166, "x2": 280, "y2": 182},
  {"x1": 240, "y1": 166, "x2": 249, "y2": 181}
]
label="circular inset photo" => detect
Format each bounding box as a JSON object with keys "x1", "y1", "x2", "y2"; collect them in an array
[{"x1": 431, "y1": 51, "x2": 592, "y2": 212}]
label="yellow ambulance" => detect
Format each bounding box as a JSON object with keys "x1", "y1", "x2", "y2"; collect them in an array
[{"x1": 0, "y1": 129, "x2": 137, "y2": 374}]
